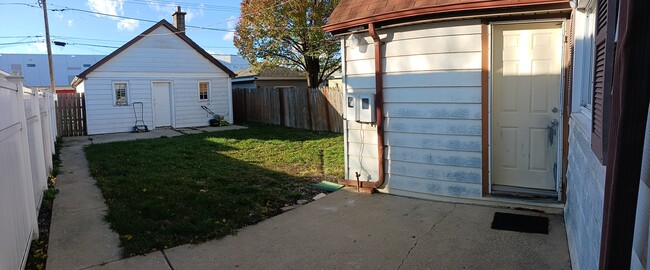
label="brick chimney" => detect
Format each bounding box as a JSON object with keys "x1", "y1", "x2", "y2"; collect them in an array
[{"x1": 172, "y1": 6, "x2": 186, "y2": 33}]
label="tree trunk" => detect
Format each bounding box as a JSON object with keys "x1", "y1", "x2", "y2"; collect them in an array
[{"x1": 305, "y1": 56, "x2": 320, "y2": 88}]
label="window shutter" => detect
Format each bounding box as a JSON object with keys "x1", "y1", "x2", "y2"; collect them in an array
[{"x1": 591, "y1": 0, "x2": 618, "y2": 165}]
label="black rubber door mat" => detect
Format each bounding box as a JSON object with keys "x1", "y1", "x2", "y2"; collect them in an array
[{"x1": 491, "y1": 212, "x2": 549, "y2": 234}]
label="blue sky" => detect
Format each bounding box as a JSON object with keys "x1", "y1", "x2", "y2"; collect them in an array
[{"x1": 0, "y1": 0, "x2": 242, "y2": 55}]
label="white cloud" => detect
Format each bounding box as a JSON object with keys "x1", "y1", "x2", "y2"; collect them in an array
[
  {"x1": 206, "y1": 49, "x2": 224, "y2": 55},
  {"x1": 222, "y1": 16, "x2": 238, "y2": 41},
  {"x1": 87, "y1": 0, "x2": 124, "y2": 17},
  {"x1": 147, "y1": 0, "x2": 164, "y2": 11},
  {"x1": 117, "y1": 19, "x2": 139, "y2": 31},
  {"x1": 34, "y1": 42, "x2": 47, "y2": 52},
  {"x1": 67, "y1": 19, "x2": 74, "y2": 27},
  {"x1": 147, "y1": 0, "x2": 202, "y2": 23},
  {"x1": 88, "y1": 0, "x2": 142, "y2": 31},
  {"x1": 222, "y1": 32, "x2": 235, "y2": 41}
]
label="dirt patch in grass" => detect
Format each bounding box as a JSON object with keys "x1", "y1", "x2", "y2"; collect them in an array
[{"x1": 84, "y1": 124, "x2": 344, "y2": 256}]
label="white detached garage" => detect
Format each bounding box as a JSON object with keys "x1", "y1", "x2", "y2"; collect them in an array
[{"x1": 72, "y1": 11, "x2": 235, "y2": 135}]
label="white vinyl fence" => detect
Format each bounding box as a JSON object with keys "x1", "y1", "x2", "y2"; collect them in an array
[{"x1": 0, "y1": 76, "x2": 56, "y2": 270}]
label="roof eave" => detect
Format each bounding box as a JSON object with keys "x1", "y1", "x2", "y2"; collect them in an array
[
  {"x1": 256, "y1": 77, "x2": 307, "y2": 81},
  {"x1": 71, "y1": 76, "x2": 83, "y2": 88},
  {"x1": 323, "y1": 1, "x2": 571, "y2": 33}
]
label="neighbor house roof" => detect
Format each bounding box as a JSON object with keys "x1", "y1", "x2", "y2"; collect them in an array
[
  {"x1": 233, "y1": 67, "x2": 306, "y2": 83},
  {"x1": 323, "y1": 0, "x2": 570, "y2": 32},
  {"x1": 72, "y1": 19, "x2": 235, "y2": 87}
]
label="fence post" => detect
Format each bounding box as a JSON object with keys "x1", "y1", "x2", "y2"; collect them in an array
[
  {"x1": 306, "y1": 88, "x2": 314, "y2": 131},
  {"x1": 81, "y1": 93, "x2": 87, "y2": 136},
  {"x1": 322, "y1": 87, "x2": 332, "y2": 132},
  {"x1": 278, "y1": 88, "x2": 286, "y2": 127},
  {"x1": 6, "y1": 76, "x2": 39, "y2": 238}
]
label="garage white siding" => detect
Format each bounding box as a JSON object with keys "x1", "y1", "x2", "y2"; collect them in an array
[
  {"x1": 344, "y1": 20, "x2": 483, "y2": 198},
  {"x1": 82, "y1": 25, "x2": 232, "y2": 135},
  {"x1": 173, "y1": 77, "x2": 231, "y2": 128}
]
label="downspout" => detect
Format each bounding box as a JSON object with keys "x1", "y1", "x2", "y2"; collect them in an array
[
  {"x1": 370, "y1": 23, "x2": 386, "y2": 190},
  {"x1": 338, "y1": 23, "x2": 385, "y2": 191}
]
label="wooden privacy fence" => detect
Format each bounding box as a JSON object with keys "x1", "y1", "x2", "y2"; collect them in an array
[
  {"x1": 232, "y1": 87, "x2": 344, "y2": 133},
  {"x1": 0, "y1": 77, "x2": 56, "y2": 270},
  {"x1": 55, "y1": 93, "x2": 87, "y2": 136}
]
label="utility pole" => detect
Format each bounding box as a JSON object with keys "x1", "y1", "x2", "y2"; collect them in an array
[{"x1": 40, "y1": 0, "x2": 56, "y2": 93}]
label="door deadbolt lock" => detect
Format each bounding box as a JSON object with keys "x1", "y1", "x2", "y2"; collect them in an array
[{"x1": 552, "y1": 107, "x2": 559, "y2": 113}]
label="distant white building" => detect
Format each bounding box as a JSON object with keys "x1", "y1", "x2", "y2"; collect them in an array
[
  {"x1": 0, "y1": 53, "x2": 104, "y2": 93},
  {"x1": 211, "y1": 54, "x2": 249, "y2": 73}
]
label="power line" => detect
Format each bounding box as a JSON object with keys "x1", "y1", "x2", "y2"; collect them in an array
[
  {"x1": 51, "y1": 4, "x2": 234, "y2": 32},
  {"x1": 0, "y1": 40, "x2": 120, "y2": 50},
  {"x1": 51, "y1": 35, "x2": 126, "y2": 43},
  {"x1": 0, "y1": 41, "x2": 38, "y2": 46},
  {"x1": 53, "y1": 41, "x2": 120, "y2": 49},
  {"x1": 1, "y1": 2, "x2": 235, "y2": 32},
  {"x1": 0, "y1": 35, "x2": 43, "y2": 39},
  {"x1": 202, "y1": 0, "x2": 290, "y2": 28},
  {"x1": 94, "y1": 0, "x2": 240, "y2": 12}
]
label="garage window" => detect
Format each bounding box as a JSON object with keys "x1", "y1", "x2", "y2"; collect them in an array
[
  {"x1": 199, "y1": 81, "x2": 209, "y2": 101},
  {"x1": 114, "y1": 82, "x2": 128, "y2": 106}
]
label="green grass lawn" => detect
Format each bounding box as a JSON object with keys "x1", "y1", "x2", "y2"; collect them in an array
[{"x1": 84, "y1": 124, "x2": 344, "y2": 257}]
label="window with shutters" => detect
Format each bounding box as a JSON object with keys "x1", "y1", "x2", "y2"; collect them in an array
[{"x1": 590, "y1": 0, "x2": 618, "y2": 165}]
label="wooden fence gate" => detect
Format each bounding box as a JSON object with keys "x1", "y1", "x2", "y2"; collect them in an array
[
  {"x1": 55, "y1": 93, "x2": 87, "y2": 136},
  {"x1": 232, "y1": 87, "x2": 343, "y2": 133}
]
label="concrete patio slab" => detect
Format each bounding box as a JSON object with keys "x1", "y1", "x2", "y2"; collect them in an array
[
  {"x1": 195, "y1": 125, "x2": 247, "y2": 133},
  {"x1": 174, "y1": 128, "x2": 204, "y2": 134},
  {"x1": 62, "y1": 125, "x2": 247, "y2": 146},
  {"x1": 163, "y1": 189, "x2": 570, "y2": 270},
  {"x1": 85, "y1": 252, "x2": 171, "y2": 270},
  {"x1": 48, "y1": 125, "x2": 569, "y2": 269},
  {"x1": 86, "y1": 128, "x2": 184, "y2": 144},
  {"x1": 399, "y1": 203, "x2": 569, "y2": 269}
]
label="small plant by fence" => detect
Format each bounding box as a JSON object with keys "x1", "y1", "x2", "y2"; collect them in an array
[
  {"x1": 232, "y1": 87, "x2": 343, "y2": 133},
  {"x1": 55, "y1": 93, "x2": 87, "y2": 137}
]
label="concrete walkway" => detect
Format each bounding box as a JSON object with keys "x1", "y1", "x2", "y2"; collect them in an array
[
  {"x1": 47, "y1": 125, "x2": 570, "y2": 270},
  {"x1": 46, "y1": 138, "x2": 121, "y2": 269},
  {"x1": 46, "y1": 126, "x2": 246, "y2": 270}
]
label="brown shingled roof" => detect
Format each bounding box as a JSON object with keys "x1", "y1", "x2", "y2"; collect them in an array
[{"x1": 324, "y1": 0, "x2": 570, "y2": 32}]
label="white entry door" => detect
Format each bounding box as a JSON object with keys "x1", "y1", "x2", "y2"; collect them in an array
[
  {"x1": 152, "y1": 82, "x2": 172, "y2": 127},
  {"x1": 492, "y1": 23, "x2": 563, "y2": 191}
]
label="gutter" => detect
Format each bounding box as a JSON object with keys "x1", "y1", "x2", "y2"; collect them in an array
[
  {"x1": 71, "y1": 76, "x2": 83, "y2": 88},
  {"x1": 338, "y1": 23, "x2": 386, "y2": 192}
]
